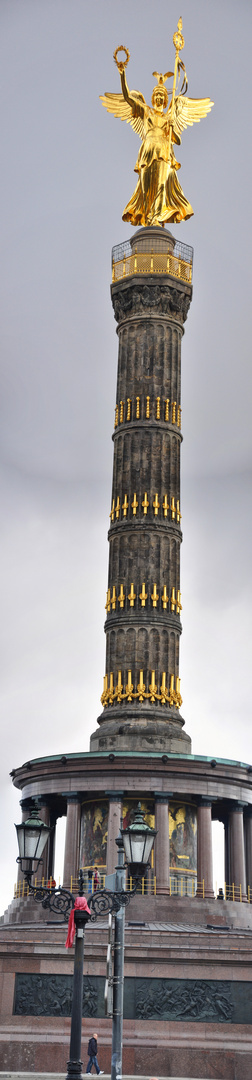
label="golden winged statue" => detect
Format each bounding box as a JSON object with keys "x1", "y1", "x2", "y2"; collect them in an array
[{"x1": 100, "y1": 19, "x2": 213, "y2": 227}]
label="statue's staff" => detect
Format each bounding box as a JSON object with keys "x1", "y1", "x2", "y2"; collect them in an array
[{"x1": 167, "y1": 16, "x2": 185, "y2": 166}]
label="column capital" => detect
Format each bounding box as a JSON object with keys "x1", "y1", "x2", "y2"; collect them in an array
[
  {"x1": 230, "y1": 801, "x2": 248, "y2": 813},
  {"x1": 105, "y1": 791, "x2": 124, "y2": 800},
  {"x1": 61, "y1": 791, "x2": 81, "y2": 802},
  {"x1": 154, "y1": 791, "x2": 173, "y2": 801},
  {"x1": 198, "y1": 797, "x2": 213, "y2": 808},
  {"x1": 36, "y1": 796, "x2": 51, "y2": 809}
]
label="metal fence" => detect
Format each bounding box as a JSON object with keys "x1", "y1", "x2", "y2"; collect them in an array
[
  {"x1": 13, "y1": 875, "x2": 252, "y2": 903},
  {"x1": 111, "y1": 237, "x2": 193, "y2": 285}
]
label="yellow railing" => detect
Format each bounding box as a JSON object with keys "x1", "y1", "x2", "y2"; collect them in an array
[
  {"x1": 70, "y1": 873, "x2": 106, "y2": 895},
  {"x1": 13, "y1": 875, "x2": 252, "y2": 904},
  {"x1": 126, "y1": 875, "x2": 156, "y2": 895},
  {"x1": 112, "y1": 250, "x2": 192, "y2": 285},
  {"x1": 224, "y1": 882, "x2": 247, "y2": 902},
  {"x1": 14, "y1": 875, "x2": 62, "y2": 899},
  {"x1": 170, "y1": 874, "x2": 198, "y2": 898}
]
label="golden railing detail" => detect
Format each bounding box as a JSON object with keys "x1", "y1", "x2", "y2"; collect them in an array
[
  {"x1": 101, "y1": 669, "x2": 182, "y2": 709},
  {"x1": 109, "y1": 492, "x2": 181, "y2": 525},
  {"x1": 112, "y1": 249, "x2": 192, "y2": 285},
  {"x1": 104, "y1": 583, "x2": 182, "y2": 614},
  {"x1": 114, "y1": 396, "x2": 181, "y2": 428}
]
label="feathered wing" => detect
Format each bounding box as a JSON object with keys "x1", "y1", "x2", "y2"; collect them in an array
[
  {"x1": 172, "y1": 95, "x2": 214, "y2": 138},
  {"x1": 100, "y1": 91, "x2": 146, "y2": 140}
]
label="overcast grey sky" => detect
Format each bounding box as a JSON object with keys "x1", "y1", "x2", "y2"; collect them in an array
[{"x1": 0, "y1": 0, "x2": 252, "y2": 914}]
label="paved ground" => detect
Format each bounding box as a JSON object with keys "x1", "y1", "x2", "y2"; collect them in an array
[{"x1": 0, "y1": 1073, "x2": 225, "y2": 1079}]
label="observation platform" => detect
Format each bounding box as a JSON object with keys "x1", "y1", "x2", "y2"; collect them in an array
[{"x1": 112, "y1": 230, "x2": 193, "y2": 285}]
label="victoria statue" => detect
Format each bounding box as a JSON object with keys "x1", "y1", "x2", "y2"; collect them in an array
[{"x1": 100, "y1": 18, "x2": 213, "y2": 227}]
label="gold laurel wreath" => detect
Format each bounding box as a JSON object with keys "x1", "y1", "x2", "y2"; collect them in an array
[{"x1": 113, "y1": 45, "x2": 130, "y2": 70}]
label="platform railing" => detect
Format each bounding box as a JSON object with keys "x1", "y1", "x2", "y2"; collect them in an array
[
  {"x1": 13, "y1": 875, "x2": 252, "y2": 903},
  {"x1": 170, "y1": 874, "x2": 198, "y2": 897},
  {"x1": 112, "y1": 249, "x2": 192, "y2": 285}
]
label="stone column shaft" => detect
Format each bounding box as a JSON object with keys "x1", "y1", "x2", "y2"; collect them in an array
[
  {"x1": 154, "y1": 794, "x2": 171, "y2": 895},
  {"x1": 63, "y1": 796, "x2": 81, "y2": 888},
  {"x1": 244, "y1": 813, "x2": 252, "y2": 894},
  {"x1": 229, "y1": 807, "x2": 247, "y2": 901},
  {"x1": 91, "y1": 226, "x2": 192, "y2": 755},
  {"x1": 38, "y1": 802, "x2": 51, "y2": 883},
  {"x1": 224, "y1": 819, "x2": 230, "y2": 888},
  {"x1": 196, "y1": 801, "x2": 214, "y2": 899},
  {"x1": 106, "y1": 792, "x2": 123, "y2": 876}
]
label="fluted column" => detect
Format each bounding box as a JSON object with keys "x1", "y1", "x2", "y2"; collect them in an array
[
  {"x1": 91, "y1": 225, "x2": 193, "y2": 755},
  {"x1": 229, "y1": 804, "x2": 247, "y2": 901},
  {"x1": 106, "y1": 791, "x2": 123, "y2": 875},
  {"x1": 244, "y1": 810, "x2": 252, "y2": 896},
  {"x1": 154, "y1": 793, "x2": 172, "y2": 894},
  {"x1": 63, "y1": 794, "x2": 81, "y2": 888},
  {"x1": 196, "y1": 798, "x2": 214, "y2": 899}
]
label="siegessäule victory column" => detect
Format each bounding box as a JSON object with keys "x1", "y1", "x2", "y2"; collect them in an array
[{"x1": 100, "y1": 17, "x2": 213, "y2": 228}]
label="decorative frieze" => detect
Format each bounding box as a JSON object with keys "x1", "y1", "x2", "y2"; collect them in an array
[
  {"x1": 135, "y1": 978, "x2": 232, "y2": 1022},
  {"x1": 112, "y1": 283, "x2": 191, "y2": 325},
  {"x1": 15, "y1": 972, "x2": 252, "y2": 1025},
  {"x1": 101, "y1": 671, "x2": 182, "y2": 708},
  {"x1": 14, "y1": 973, "x2": 97, "y2": 1017}
]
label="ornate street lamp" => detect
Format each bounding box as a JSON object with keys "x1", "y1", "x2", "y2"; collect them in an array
[
  {"x1": 15, "y1": 806, "x2": 51, "y2": 883},
  {"x1": 122, "y1": 800, "x2": 157, "y2": 879}
]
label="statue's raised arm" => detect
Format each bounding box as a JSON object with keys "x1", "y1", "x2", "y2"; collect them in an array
[
  {"x1": 100, "y1": 26, "x2": 213, "y2": 227},
  {"x1": 100, "y1": 47, "x2": 146, "y2": 141}
]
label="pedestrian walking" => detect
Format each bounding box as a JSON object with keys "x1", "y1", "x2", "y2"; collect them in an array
[{"x1": 86, "y1": 1033, "x2": 104, "y2": 1074}]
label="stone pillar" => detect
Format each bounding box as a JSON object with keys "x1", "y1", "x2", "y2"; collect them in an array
[
  {"x1": 154, "y1": 793, "x2": 172, "y2": 894},
  {"x1": 224, "y1": 816, "x2": 230, "y2": 890},
  {"x1": 90, "y1": 225, "x2": 192, "y2": 756},
  {"x1": 196, "y1": 799, "x2": 214, "y2": 899},
  {"x1": 244, "y1": 810, "x2": 252, "y2": 896},
  {"x1": 37, "y1": 800, "x2": 51, "y2": 883},
  {"x1": 229, "y1": 804, "x2": 247, "y2": 901},
  {"x1": 106, "y1": 792, "x2": 123, "y2": 876},
  {"x1": 63, "y1": 794, "x2": 81, "y2": 888}
]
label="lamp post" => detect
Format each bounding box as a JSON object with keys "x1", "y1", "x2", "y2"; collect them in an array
[
  {"x1": 110, "y1": 804, "x2": 157, "y2": 1080},
  {"x1": 111, "y1": 829, "x2": 125, "y2": 1080},
  {"x1": 15, "y1": 801, "x2": 156, "y2": 1080}
]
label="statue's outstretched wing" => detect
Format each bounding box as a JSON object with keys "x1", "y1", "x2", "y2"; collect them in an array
[
  {"x1": 172, "y1": 95, "x2": 214, "y2": 138},
  {"x1": 100, "y1": 91, "x2": 146, "y2": 140}
]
